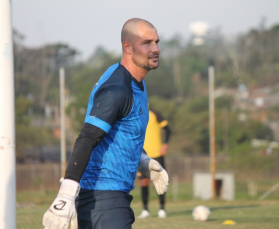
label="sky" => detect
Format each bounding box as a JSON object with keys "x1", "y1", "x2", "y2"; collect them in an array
[{"x1": 12, "y1": 0, "x2": 279, "y2": 60}]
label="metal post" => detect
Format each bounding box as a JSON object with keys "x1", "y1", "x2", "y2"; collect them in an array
[
  {"x1": 209, "y1": 66, "x2": 216, "y2": 198},
  {"x1": 60, "y1": 68, "x2": 66, "y2": 177},
  {"x1": 0, "y1": 0, "x2": 16, "y2": 228}
]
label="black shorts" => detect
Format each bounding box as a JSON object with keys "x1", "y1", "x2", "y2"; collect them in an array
[
  {"x1": 138, "y1": 156, "x2": 166, "y2": 179},
  {"x1": 76, "y1": 189, "x2": 135, "y2": 229}
]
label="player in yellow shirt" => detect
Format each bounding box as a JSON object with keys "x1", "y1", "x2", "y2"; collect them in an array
[{"x1": 138, "y1": 109, "x2": 171, "y2": 218}]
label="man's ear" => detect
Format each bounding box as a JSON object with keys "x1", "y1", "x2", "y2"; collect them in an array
[{"x1": 122, "y1": 41, "x2": 132, "y2": 54}]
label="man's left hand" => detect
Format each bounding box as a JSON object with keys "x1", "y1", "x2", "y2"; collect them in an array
[{"x1": 149, "y1": 159, "x2": 169, "y2": 195}]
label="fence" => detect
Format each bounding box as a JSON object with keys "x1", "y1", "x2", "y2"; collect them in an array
[
  {"x1": 16, "y1": 163, "x2": 61, "y2": 191},
  {"x1": 16, "y1": 156, "x2": 231, "y2": 191}
]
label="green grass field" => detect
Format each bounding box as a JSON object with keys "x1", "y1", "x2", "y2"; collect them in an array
[
  {"x1": 17, "y1": 181, "x2": 279, "y2": 229},
  {"x1": 132, "y1": 200, "x2": 279, "y2": 229}
]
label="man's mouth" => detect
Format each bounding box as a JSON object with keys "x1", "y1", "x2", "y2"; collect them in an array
[{"x1": 149, "y1": 55, "x2": 159, "y2": 60}]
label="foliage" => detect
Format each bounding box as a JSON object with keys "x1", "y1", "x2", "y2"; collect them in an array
[
  {"x1": 148, "y1": 96, "x2": 177, "y2": 124},
  {"x1": 15, "y1": 96, "x2": 58, "y2": 163},
  {"x1": 14, "y1": 32, "x2": 80, "y2": 113},
  {"x1": 13, "y1": 22, "x2": 279, "y2": 162},
  {"x1": 218, "y1": 142, "x2": 279, "y2": 180}
]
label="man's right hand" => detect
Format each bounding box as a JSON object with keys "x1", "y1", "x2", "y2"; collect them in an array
[
  {"x1": 42, "y1": 179, "x2": 80, "y2": 229},
  {"x1": 43, "y1": 196, "x2": 77, "y2": 229}
]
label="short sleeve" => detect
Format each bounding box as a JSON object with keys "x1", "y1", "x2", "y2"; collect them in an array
[{"x1": 85, "y1": 84, "x2": 133, "y2": 133}]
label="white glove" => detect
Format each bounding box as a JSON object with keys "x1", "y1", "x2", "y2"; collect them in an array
[
  {"x1": 43, "y1": 178, "x2": 80, "y2": 229},
  {"x1": 139, "y1": 158, "x2": 169, "y2": 195},
  {"x1": 149, "y1": 159, "x2": 169, "y2": 195}
]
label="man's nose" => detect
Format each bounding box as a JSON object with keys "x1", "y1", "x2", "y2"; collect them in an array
[{"x1": 151, "y1": 43, "x2": 160, "y2": 53}]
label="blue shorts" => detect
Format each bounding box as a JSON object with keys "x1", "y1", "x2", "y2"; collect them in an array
[{"x1": 76, "y1": 189, "x2": 135, "y2": 229}]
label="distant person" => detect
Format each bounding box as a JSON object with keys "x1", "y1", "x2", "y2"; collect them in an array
[
  {"x1": 42, "y1": 18, "x2": 169, "y2": 229},
  {"x1": 138, "y1": 109, "x2": 171, "y2": 219}
]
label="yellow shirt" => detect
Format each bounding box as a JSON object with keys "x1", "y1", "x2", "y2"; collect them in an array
[{"x1": 143, "y1": 110, "x2": 168, "y2": 158}]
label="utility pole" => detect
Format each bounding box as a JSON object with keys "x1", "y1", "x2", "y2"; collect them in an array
[
  {"x1": 209, "y1": 66, "x2": 216, "y2": 198},
  {"x1": 60, "y1": 68, "x2": 66, "y2": 177},
  {"x1": 0, "y1": 1, "x2": 16, "y2": 228}
]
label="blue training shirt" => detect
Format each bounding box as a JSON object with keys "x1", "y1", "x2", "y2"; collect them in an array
[{"x1": 80, "y1": 63, "x2": 149, "y2": 193}]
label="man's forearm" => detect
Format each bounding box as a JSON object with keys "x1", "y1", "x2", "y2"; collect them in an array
[
  {"x1": 65, "y1": 123, "x2": 106, "y2": 182},
  {"x1": 139, "y1": 149, "x2": 151, "y2": 178}
]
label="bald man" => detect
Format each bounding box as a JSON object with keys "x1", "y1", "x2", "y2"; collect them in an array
[{"x1": 42, "y1": 18, "x2": 169, "y2": 229}]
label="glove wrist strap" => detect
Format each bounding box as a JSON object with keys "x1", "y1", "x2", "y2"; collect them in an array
[
  {"x1": 139, "y1": 158, "x2": 151, "y2": 177},
  {"x1": 58, "y1": 178, "x2": 80, "y2": 198}
]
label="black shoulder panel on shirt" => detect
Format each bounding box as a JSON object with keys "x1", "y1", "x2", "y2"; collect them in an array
[{"x1": 89, "y1": 65, "x2": 134, "y2": 126}]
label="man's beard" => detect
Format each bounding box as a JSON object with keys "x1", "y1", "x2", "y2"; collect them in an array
[{"x1": 133, "y1": 54, "x2": 159, "y2": 71}]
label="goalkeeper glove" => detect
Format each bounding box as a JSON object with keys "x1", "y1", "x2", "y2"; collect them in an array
[
  {"x1": 42, "y1": 178, "x2": 80, "y2": 229},
  {"x1": 140, "y1": 158, "x2": 169, "y2": 195}
]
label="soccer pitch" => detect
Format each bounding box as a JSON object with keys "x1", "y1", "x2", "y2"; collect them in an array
[
  {"x1": 17, "y1": 186, "x2": 279, "y2": 229},
  {"x1": 132, "y1": 200, "x2": 279, "y2": 229},
  {"x1": 17, "y1": 199, "x2": 279, "y2": 229}
]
